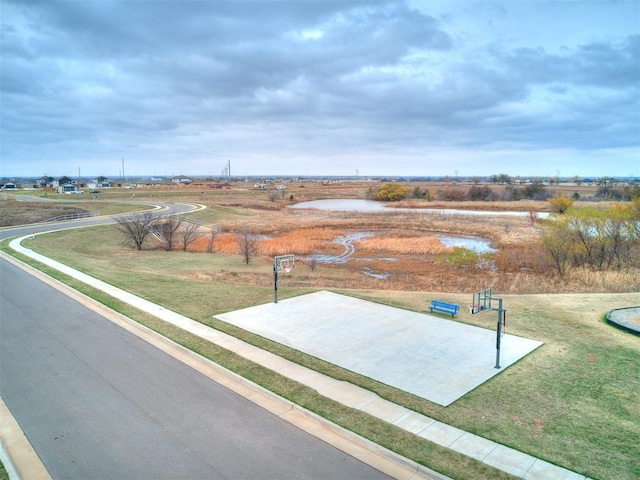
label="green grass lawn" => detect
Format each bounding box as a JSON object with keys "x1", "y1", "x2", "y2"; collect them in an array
[{"x1": 5, "y1": 224, "x2": 640, "y2": 480}]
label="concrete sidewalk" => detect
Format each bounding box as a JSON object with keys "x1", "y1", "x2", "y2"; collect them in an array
[{"x1": 7, "y1": 236, "x2": 588, "y2": 480}]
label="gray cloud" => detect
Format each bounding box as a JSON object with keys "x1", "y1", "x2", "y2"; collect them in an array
[{"x1": 1, "y1": 0, "x2": 638, "y2": 177}]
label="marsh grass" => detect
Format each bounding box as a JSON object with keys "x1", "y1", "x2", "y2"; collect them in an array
[{"x1": 358, "y1": 233, "x2": 453, "y2": 255}]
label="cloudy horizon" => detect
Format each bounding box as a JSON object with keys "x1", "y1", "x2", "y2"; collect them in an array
[{"x1": 2, "y1": 0, "x2": 638, "y2": 178}]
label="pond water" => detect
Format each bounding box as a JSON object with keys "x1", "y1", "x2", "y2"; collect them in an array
[
  {"x1": 290, "y1": 199, "x2": 502, "y2": 254},
  {"x1": 302, "y1": 229, "x2": 495, "y2": 271},
  {"x1": 434, "y1": 234, "x2": 497, "y2": 254},
  {"x1": 289, "y1": 199, "x2": 548, "y2": 218},
  {"x1": 289, "y1": 199, "x2": 388, "y2": 212}
]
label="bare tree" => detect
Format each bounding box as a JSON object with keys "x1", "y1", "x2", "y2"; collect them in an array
[
  {"x1": 114, "y1": 211, "x2": 157, "y2": 250},
  {"x1": 180, "y1": 222, "x2": 200, "y2": 252},
  {"x1": 235, "y1": 229, "x2": 259, "y2": 264},
  {"x1": 157, "y1": 215, "x2": 183, "y2": 251},
  {"x1": 205, "y1": 227, "x2": 217, "y2": 253}
]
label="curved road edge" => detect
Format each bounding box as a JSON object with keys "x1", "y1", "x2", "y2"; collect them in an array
[
  {"x1": 0, "y1": 395, "x2": 51, "y2": 480},
  {"x1": 0, "y1": 250, "x2": 448, "y2": 480}
]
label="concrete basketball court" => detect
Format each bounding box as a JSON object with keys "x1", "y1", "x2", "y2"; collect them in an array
[{"x1": 216, "y1": 291, "x2": 543, "y2": 406}]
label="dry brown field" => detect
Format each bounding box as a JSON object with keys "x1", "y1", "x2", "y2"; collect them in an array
[
  {"x1": 166, "y1": 180, "x2": 638, "y2": 294},
  {"x1": 3, "y1": 181, "x2": 637, "y2": 294}
]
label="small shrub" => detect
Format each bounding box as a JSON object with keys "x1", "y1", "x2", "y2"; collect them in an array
[
  {"x1": 374, "y1": 183, "x2": 409, "y2": 201},
  {"x1": 548, "y1": 195, "x2": 574, "y2": 214},
  {"x1": 467, "y1": 185, "x2": 495, "y2": 201},
  {"x1": 437, "y1": 188, "x2": 467, "y2": 202},
  {"x1": 441, "y1": 247, "x2": 478, "y2": 269}
]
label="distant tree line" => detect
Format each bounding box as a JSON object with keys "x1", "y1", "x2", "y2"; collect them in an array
[{"x1": 368, "y1": 181, "x2": 640, "y2": 203}]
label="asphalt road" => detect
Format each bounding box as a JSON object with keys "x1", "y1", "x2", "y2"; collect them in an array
[{"x1": 0, "y1": 208, "x2": 393, "y2": 479}]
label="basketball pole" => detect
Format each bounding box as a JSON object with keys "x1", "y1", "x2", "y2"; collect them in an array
[
  {"x1": 494, "y1": 297, "x2": 504, "y2": 369},
  {"x1": 273, "y1": 264, "x2": 278, "y2": 304},
  {"x1": 273, "y1": 255, "x2": 294, "y2": 304},
  {"x1": 472, "y1": 289, "x2": 505, "y2": 369}
]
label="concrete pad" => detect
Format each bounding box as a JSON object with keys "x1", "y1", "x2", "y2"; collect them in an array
[
  {"x1": 360, "y1": 397, "x2": 409, "y2": 424},
  {"x1": 317, "y1": 381, "x2": 380, "y2": 409},
  {"x1": 392, "y1": 411, "x2": 435, "y2": 434},
  {"x1": 215, "y1": 291, "x2": 543, "y2": 406},
  {"x1": 275, "y1": 364, "x2": 337, "y2": 390},
  {"x1": 449, "y1": 432, "x2": 498, "y2": 461},
  {"x1": 524, "y1": 460, "x2": 588, "y2": 480},
  {"x1": 484, "y1": 444, "x2": 537, "y2": 478},
  {"x1": 235, "y1": 346, "x2": 292, "y2": 371},
  {"x1": 417, "y1": 421, "x2": 466, "y2": 447}
]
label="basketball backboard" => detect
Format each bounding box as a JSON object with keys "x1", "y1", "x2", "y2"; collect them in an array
[
  {"x1": 470, "y1": 288, "x2": 492, "y2": 314},
  {"x1": 274, "y1": 254, "x2": 295, "y2": 272}
]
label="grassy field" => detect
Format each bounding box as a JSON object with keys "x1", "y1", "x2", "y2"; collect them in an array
[
  {"x1": 3, "y1": 183, "x2": 639, "y2": 479},
  {"x1": 11, "y1": 221, "x2": 639, "y2": 480},
  {"x1": 0, "y1": 197, "x2": 149, "y2": 226}
]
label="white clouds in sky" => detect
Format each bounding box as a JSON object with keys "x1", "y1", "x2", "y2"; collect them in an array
[{"x1": 1, "y1": 0, "x2": 638, "y2": 178}]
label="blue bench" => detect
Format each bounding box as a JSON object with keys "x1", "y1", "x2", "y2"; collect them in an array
[{"x1": 429, "y1": 300, "x2": 459, "y2": 317}]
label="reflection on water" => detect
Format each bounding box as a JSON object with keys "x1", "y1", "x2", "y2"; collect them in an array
[
  {"x1": 289, "y1": 199, "x2": 548, "y2": 218},
  {"x1": 434, "y1": 234, "x2": 496, "y2": 254},
  {"x1": 289, "y1": 199, "x2": 388, "y2": 212},
  {"x1": 302, "y1": 230, "x2": 494, "y2": 269},
  {"x1": 292, "y1": 199, "x2": 500, "y2": 276}
]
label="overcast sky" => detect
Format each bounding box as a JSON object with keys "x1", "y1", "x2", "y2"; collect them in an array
[{"x1": 2, "y1": 0, "x2": 638, "y2": 179}]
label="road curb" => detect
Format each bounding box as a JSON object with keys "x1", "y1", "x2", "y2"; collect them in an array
[{"x1": 0, "y1": 396, "x2": 51, "y2": 480}]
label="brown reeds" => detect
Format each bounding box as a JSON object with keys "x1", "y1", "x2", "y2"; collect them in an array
[
  {"x1": 358, "y1": 234, "x2": 453, "y2": 255},
  {"x1": 258, "y1": 228, "x2": 344, "y2": 256}
]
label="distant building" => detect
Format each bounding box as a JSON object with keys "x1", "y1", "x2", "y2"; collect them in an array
[
  {"x1": 37, "y1": 176, "x2": 57, "y2": 188},
  {"x1": 58, "y1": 176, "x2": 76, "y2": 186},
  {"x1": 88, "y1": 176, "x2": 111, "y2": 189},
  {"x1": 58, "y1": 184, "x2": 78, "y2": 193},
  {"x1": 171, "y1": 175, "x2": 192, "y2": 184}
]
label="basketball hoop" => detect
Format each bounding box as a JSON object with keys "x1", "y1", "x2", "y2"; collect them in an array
[
  {"x1": 274, "y1": 254, "x2": 295, "y2": 273},
  {"x1": 273, "y1": 254, "x2": 295, "y2": 303},
  {"x1": 471, "y1": 288, "x2": 506, "y2": 369}
]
